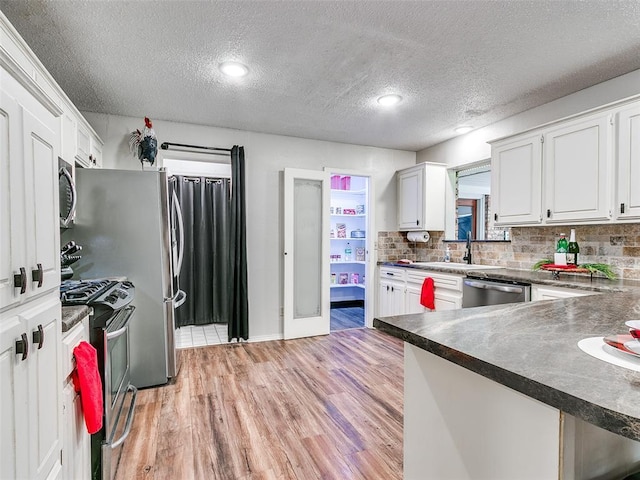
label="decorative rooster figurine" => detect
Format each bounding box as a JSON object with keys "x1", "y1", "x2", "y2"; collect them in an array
[{"x1": 129, "y1": 117, "x2": 158, "y2": 167}]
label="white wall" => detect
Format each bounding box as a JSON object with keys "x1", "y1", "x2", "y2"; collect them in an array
[
  {"x1": 82, "y1": 112, "x2": 416, "y2": 340},
  {"x1": 417, "y1": 69, "x2": 640, "y2": 168}
]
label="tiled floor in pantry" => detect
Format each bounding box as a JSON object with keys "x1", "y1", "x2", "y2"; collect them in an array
[{"x1": 176, "y1": 323, "x2": 229, "y2": 348}]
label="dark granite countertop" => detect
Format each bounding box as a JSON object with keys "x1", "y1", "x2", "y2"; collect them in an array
[
  {"x1": 380, "y1": 262, "x2": 640, "y2": 293},
  {"x1": 61, "y1": 305, "x2": 90, "y2": 333},
  {"x1": 374, "y1": 292, "x2": 640, "y2": 442}
]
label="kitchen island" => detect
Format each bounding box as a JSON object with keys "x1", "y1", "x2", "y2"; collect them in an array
[{"x1": 375, "y1": 291, "x2": 640, "y2": 479}]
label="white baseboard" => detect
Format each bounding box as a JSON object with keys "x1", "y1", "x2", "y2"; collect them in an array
[{"x1": 245, "y1": 333, "x2": 284, "y2": 343}]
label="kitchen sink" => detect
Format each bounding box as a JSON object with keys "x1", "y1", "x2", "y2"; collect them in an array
[{"x1": 411, "y1": 262, "x2": 503, "y2": 270}]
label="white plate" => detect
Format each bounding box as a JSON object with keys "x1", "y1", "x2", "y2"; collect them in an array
[{"x1": 624, "y1": 340, "x2": 640, "y2": 356}]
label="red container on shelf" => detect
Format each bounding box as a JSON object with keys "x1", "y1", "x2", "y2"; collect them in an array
[
  {"x1": 331, "y1": 175, "x2": 341, "y2": 189},
  {"x1": 340, "y1": 175, "x2": 351, "y2": 190}
]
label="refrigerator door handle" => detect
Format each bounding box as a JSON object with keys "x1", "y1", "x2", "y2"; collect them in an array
[{"x1": 172, "y1": 190, "x2": 185, "y2": 277}]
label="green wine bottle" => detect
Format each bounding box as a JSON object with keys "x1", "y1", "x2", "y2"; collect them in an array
[
  {"x1": 567, "y1": 229, "x2": 579, "y2": 266},
  {"x1": 557, "y1": 233, "x2": 568, "y2": 253}
]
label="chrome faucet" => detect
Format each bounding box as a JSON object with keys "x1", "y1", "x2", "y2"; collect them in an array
[{"x1": 463, "y1": 232, "x2": 472, "y2": 265}]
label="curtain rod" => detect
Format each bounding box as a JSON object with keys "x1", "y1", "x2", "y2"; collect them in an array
[{"x1": 160, "y1": 141, "x2": 232, "y2": 154}]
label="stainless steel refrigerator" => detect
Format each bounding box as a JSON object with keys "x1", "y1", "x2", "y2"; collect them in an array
[{"x1": 64, "y1": 168, "x2": 186, "y2": 388}]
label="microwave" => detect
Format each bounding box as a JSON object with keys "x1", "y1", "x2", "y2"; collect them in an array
[{"x1": 58, "y1": 157, "x2": 77, "y2": 228}]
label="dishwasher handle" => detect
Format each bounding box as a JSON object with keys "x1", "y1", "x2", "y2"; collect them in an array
[{"x1": 464, "y1": 279, "x2": 527, "y2": 294}]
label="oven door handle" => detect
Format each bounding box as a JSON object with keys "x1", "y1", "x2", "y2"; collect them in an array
[
  {"x1": 109, "y1": 384, "x2": 138, "y2": 449},
  {"x1": 106, "y1": 307, "x2": 135, "y2": 340}
]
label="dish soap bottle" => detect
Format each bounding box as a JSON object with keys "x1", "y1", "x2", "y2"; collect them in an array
[{"x1": 444, "y1": 246, "x2": 451, "y2": 263}]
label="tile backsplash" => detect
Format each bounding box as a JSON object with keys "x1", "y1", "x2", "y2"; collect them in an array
[{"x1": 377, "y1": 224, "x2": 640, "y2": 279}]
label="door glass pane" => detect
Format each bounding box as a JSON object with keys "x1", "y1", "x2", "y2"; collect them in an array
[{"x1": 293, "y1": 178, "x2": 322, "y2": 319}]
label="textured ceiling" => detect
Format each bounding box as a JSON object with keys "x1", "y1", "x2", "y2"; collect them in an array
[{"x1": 2, "y1": 1, "x2": 640, "y2": 152}]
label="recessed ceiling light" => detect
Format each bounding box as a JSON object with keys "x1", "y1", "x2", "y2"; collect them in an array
[
  {"x1": 454, "y1": 125, "x2": 473, "y2": 134},
  {"x1": 377, "y1": 94, "x2": 403, "y2": 106},
  {"x1": 219, "y1": 61, "x2": 249, "y2": 78}
]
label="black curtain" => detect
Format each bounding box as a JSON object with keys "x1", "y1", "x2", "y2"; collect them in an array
[
  {"x1": 175, "y1": 176, "x2": 231, "y2": 327},
  {"x1": 229, "y1": 146, "x2": 249, "y2": 341}
]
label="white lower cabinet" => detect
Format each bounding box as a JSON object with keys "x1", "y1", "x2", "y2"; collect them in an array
[
  {"x1": 405, "y1": 270, "x2": 463, "y2": 313},
  {"x1": 378, "y1": 267, "x2": 463, "y2": 317},
  {"x1": 532, "y1": 285, "x2": 595, "y2": 301},
  {"x1": 61, "y1": 317, "x2": 91, "y2": 480},
  {"x1": 0, "y1": 294, "x2": 62, "y2": 480},
  {"x1": 379, "y1": 268, "x2": 405, "y2": 317}
]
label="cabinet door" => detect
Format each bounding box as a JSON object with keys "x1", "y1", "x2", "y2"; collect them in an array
[
  {"x1": 90, "y1": 135, "x2": 103, "y2": 168},
  {"x1": 76, "y1": 122, "x2": 90, "y2": 166},
  {"x1": 379, "y1": 278, "x2": 405, "y2": 317},
  {"x1": 544, "y1": 113, "x2": 612, "y2": 223},
  {"x1": 60, "y1": 107, "x2": 77, "y2": 163},
  {"x1": 434, "y1": 290, "x2": 462, "y2": 310},
  {"x1": 23, "y1": 107, "x2": 60, "y2": 297},
  {"x1": 491, "y1": 132, "x2": 542, "y2": 225},
  {"x1": 616, "y1": 103, "x2": 640, "y2": 219},
  {"x1": 62, "y1": 380, "x2": 91, "y2": 480},
  {"x1": 398, "y1": 167, "x2": 423, "y2": 230},
  {"x1": 0, "y1": 90, "x2": 26, "y2": 311},
  {"x1": 0, "y1": 313, "x2": 30, "y2": 480},
  {"x1": 24, "y1": 297, "x2": 62, "y2": 480},
  {"x1": 405, "y1": 283, "x2": 427, "y2": 314}
]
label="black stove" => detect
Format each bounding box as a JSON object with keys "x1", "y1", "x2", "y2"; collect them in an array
[{"x1": 60, "y1": 279, "x2": 135, "y2": 325}]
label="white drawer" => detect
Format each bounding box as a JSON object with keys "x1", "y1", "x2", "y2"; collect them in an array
[
  {"x1": 406, "y1": 270, "x2": 463, "y2": 293},
  {"x1": 380, "y1": 267, "x2": 406, "y2": 281}
]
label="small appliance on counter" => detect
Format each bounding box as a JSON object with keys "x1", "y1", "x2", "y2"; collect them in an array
[{"x1": 60, "y1": 240, "x2": 82, "y2": 280}]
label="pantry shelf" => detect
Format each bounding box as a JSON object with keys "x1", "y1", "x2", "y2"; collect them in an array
[
  {"x1": 330, "y1": 284, "x2": 366, "y2": 289},
  {"x1": 331, "y1": 188, "x2": 367, "y2": 195}
]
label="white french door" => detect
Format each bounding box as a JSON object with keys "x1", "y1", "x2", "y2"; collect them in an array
[{"x1": 283, "y1": 168, "x2": 330, "y2": 340}]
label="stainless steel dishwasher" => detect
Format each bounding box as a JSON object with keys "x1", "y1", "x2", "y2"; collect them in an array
[{"x1": 462, "y1": 275, "x2": 531, "y2": 308}]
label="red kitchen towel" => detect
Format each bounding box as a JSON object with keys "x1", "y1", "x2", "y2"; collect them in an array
[
  {"x1": 420, "y1": 277, "x2": 435, "y2": 310},
  {"x1": 72, "y1": 341, "x2": 103, "y2": 434}
]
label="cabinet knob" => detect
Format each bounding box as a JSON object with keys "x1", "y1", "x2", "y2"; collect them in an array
[
  {"x1": 14, "y1": 267, "x2": 27, "y2": 294},
  {"x1": 16, "y1": 333, "x2": 29, "y2": 361},
  {"x1": 32, "y1": 263, "x2": 43, "y2": 288},
  {"x1": 32, "y1": 324, "x2": 44, "y2": 350},
  {"x1": 416, "y1": 220, "x2": 419, "y2": 226},
  {"x1": 546, "y1": 209, "x2": 551, "y2": 218},
  {"x1": 621, "y1": 203, "x2": 626, "y2": 214},
  {"x1": 494, "y1": 213, "x2": 498, "y2": 221}
]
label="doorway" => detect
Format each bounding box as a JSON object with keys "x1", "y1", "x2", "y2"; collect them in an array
[
  {"x1": 163, "y1": 156, "x2": 233, "y2": 348},
  {"x1": 328, "y1": 172, "x2": 371, "y2": 332}
]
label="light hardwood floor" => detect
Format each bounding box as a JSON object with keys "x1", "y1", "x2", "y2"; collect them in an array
[{"x1": 114, "y1": 328, "x2": 404, "y2": 480}]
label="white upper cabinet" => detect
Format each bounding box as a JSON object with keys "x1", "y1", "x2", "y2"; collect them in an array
[
  {"x1": 492, "y1": 132, "x2": 543, "y2": 226},
  {"x1": 489, "y1": 99, "x2": 636, "y2": 227},
  {"x1": 397, "y1": 163, "x2": 446, "y2": 231},
  {"x1": 616, "y1": 103, "x2": 640, "y2": 219},
  {"x1": 60, "y1": 103, "x2": 77, "y2": 163},
  {"x1": 544, "y1": 112, "x2": 612, "y2": 223},
  {"x1": 0, "y1": 75, "x2": 60, "y2": 312},
  {"x1": 90, "y1": 134, "x2": 103, "y2": 168}
]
